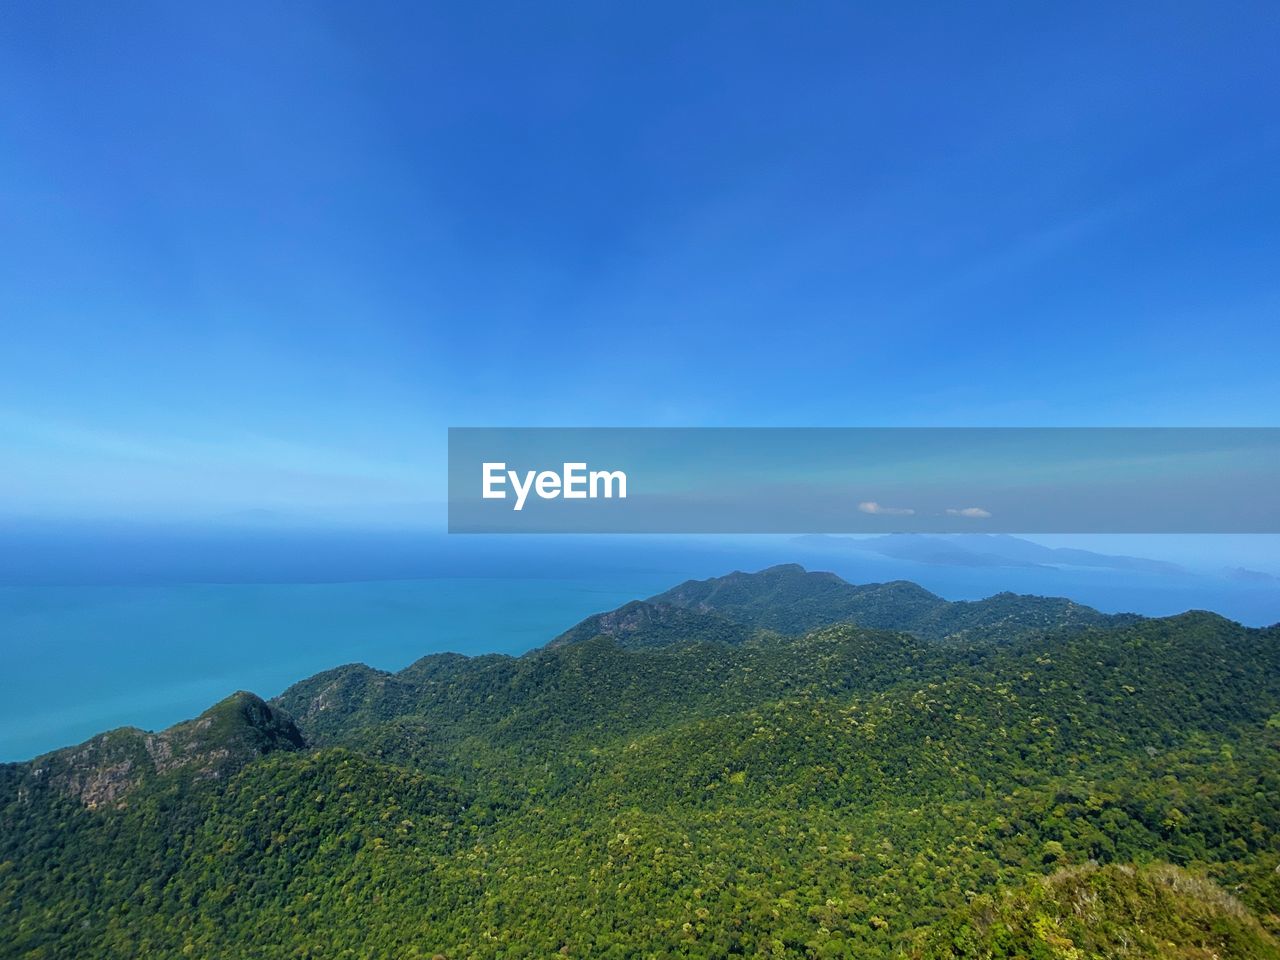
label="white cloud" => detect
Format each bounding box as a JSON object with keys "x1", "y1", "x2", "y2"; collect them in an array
[
  {"x1": 858, "y1": 501, "x2": 915, "y2": 516},
  {"x1": 946, "y1": 506, "x2": 992, "y2": 518}
]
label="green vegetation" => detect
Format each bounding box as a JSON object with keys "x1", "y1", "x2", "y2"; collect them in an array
[
  {"x1": 2, "y1": 566, "x2": 1277, "y2": 958},
  {"x1": 650, "y1": 564, "x2": 1136, "y2": 641},
  {"x1": 913, "y1": 863, "x2": 1280, "y2": 959}
]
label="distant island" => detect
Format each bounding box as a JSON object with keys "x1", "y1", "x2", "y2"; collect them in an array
[{"x1": 4, "y1": 564, "x2": 1278, "y2": 958}]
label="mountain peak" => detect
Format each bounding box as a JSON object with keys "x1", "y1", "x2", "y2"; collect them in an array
[{"x1": 24, "y1": 690, "x2": 304, "y2": 809}]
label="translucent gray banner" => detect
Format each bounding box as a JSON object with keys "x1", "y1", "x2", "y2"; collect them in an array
[{"x1": 448, "y1": 428, "x2": 1280, "y2": 533}]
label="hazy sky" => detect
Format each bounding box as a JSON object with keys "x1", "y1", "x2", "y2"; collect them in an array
[{"x1": 1, "y1": 2, "x2": 1278, "y2": 522}]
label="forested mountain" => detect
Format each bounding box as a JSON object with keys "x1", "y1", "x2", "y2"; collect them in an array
[
  {"x1": 655, "y1": 568, "x2": 1136, "y2": 642},
  {"x1": 2, "y1": 566, "x2": 1277, "y2": 959},
  {"x1": 650, "y1": 564, "x2": 1138, "y2": 641},
  {"x1": 544, "y1": 564, "x2": 1134, "y2": 652}
]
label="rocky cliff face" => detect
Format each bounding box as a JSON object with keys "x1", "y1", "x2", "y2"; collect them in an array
[{"x1": 17, "y1": 691, "x2": 305, "y2": 809}]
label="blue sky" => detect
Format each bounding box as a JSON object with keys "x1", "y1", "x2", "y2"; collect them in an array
[{"x1": 1, "y1": 2, "x2": 1278, "y2": 522}]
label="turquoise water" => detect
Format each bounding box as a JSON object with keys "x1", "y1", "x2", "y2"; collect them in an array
[{"x1": 0, "y1": 576, "x2": 681, "y2": 761}]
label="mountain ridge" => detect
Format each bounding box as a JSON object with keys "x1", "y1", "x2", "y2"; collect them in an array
[
  {"x1": 646, "y1": 562, "x2": 1138, "y2": 642},
  {"x1": 2, "y1": 566, "x2": 1164, "y2": 777},
  {"x1": 794, "y1": 533, "x2": 1189, "y2": 575},
  {"x1": 4, "y1": 566, "x2": 1277, "y2": 959}
]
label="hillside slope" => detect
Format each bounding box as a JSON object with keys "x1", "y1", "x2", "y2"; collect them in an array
[
  {"x1": 913, "y1": 863, "x2": 1280, "y2": 959},
  {"x1": 2, "y1": 571, "x2": 1276, "y2": 959}
]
